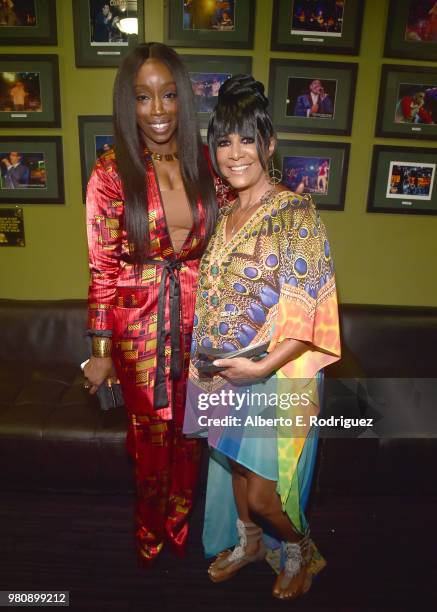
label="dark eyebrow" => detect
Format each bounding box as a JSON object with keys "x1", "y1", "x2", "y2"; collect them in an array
[{"x1": 134, "y1": 81, "x2": 176, "y2": 90}]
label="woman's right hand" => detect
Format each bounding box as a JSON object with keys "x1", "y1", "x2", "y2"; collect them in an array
[{"x1": 83, "y1": 356, "x2": 115, "y2": 394}]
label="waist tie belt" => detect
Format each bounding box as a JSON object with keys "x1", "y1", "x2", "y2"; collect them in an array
[{"x1": 144, "y1": 257, "x2": 183, "y2": 410}]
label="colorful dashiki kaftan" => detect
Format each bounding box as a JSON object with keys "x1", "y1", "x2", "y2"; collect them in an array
[
  {"x1": 183, "y1": 190, "x2": 341, "y2": 573},
  {"x1": 86, "y1": 147, "x2": 217, "y2": 562}
]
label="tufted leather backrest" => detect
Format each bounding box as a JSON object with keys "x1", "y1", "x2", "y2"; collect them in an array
[
  {"x1": 327, "y1": 303, "x2": 437, "y2": 378},
  {"x1": 0, "y1": 299, "x2": 89, "y2": 367}
]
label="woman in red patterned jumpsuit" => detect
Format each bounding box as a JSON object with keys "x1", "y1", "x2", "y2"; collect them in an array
[{"x1": 83, "y1": 43, "x2": 219, "y2": 564}]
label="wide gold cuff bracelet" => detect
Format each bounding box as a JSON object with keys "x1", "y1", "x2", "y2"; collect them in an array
[{"x1": 91, "y1": 336, "x2": 112, "y2": 358}]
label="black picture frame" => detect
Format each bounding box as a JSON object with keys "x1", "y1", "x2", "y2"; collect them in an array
[
  {"x1": 384, "y1": 0, "x2": 437, "y2": 62},
  {"x1": 0, "y1": 0, "x2": 57, "y2": 45},
  {"x1": 275, "y1": 140, "x2": 350, "y2": 211},
  {"x1": 367, "y1": 145, "x2": 437, "y2": 215},
  {"x1": 78, "y1": 115, "x2": 113, "y2": 202},
  {"x1": 271, "y1": 0, "x2": 364, "y2": 55},
  {"x1": 0, "y1": 136, "x2": 64, "y2": 204},
  {"x1": 165, "y1": 0, "x2": 255, "y2": 49},
  {"x1": 376, "y1": 64, "x2": 437, "y2": 140},
  {"x1": 73, "y1": 0, "x2": 145, "y2": 68},
  {"x1": 0, "y1": 54, "x2": 61, "y2": 128},
  {"x1": 268, "y1": 59, "x2": 358, "y2": 136},
  {"x1": 180, "y1": 54, "x2": 252, "y2": 127}
]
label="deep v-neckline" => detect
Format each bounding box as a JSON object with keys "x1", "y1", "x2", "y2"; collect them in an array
[
  {"x1": 221, "y1": 190, "x2": 278, "y2": 251},
  {"x1": 148, "y1": 155, "x2": 195, "y2": 258}
]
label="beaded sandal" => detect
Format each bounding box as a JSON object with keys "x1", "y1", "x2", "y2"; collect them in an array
[
  {"x1": 272, "y1": 531, "x2": 314, "y2": 600},
  {"x1": 208, "y1": 519, "x2": 266, "y2": 583}
]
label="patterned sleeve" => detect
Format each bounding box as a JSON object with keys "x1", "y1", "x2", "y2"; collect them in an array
[
  {"x1": 86, "y1": 157, "x2": 124, "y2": 334},
  {"x1": 267, "y1": 195, "x2": 341, "y2": 378}
]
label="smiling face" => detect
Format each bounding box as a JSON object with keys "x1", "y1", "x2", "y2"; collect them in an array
[
  {"x1": 215, "y1": 133, "x2": 274, "y2": 193},
  {"x1": 134, "y1": 59, "x2": 179, "y2": 152},
  {"x1": 310, "y1": 79, "x2": 322, "y2": 94}
]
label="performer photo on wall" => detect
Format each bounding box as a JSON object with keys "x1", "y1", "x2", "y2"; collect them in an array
[
  {"x1": 0, "y1": 71, "x2": 42, "y2": 113},
  {"x1": 282, "y1": 155, "x2": 331, "y2": 195},
  {"x1": 395, "y1": 82, "x2": 437, "y2": 124},
  {"x1": 89, "y1": 0, "x2": 136, "y2": 45},
  {"x1": 405, "y1": 0, "x2": 437, "y2": 43},
  {"x1": 386, "y1": 161, "x2": 435, "y2": 199},
  {"x1": 286, "y1": 76, "x2": 336, "y2": 119},
  {"x1": 94, "y1": 134, "x2": 114, "y2": 159},
  {"x1": 183, "y1": 0, "x2": 235, "y2": 31},
  {"x1": 0, "y1": 0, "x2": 37, "y2": 27},
  {"x1": 0, "y1": 151, "x2": 46, "y2": 190},
  {"x1": 291, "y1": 0, "x2": 345, "y2": 37},
  {"x1": 190, "y1": 72, "x2": 231, "y2": 112}
]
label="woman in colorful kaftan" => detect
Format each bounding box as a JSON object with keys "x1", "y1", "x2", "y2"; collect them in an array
[
  {"x1": 183, "y1": 75, "x2": 341, "y2": 599},
  {"x1": 83, "y1": 43, "x2": 219, "y2": 564}
]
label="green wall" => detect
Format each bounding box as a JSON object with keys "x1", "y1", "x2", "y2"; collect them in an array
[{"x1": 0, "y1": 0, "x2": 436, "y2": 306}]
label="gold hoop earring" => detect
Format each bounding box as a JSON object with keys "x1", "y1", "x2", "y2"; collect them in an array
[{"x1": 268, "y1": 158, "x2": 282, "y2": 185}]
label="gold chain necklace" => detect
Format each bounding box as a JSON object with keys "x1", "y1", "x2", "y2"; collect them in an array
[
  {"x1": 144, "y1": 148, "x2": 179, "y2": 162},
  {"x1": 229, "y1": 188, "x2": 276, "y2": 235}
]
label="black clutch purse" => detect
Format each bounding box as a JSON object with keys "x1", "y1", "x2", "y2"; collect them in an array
[
  {"x1": 96, "y1": 378, "x2": 124, "y2": 411},
  {"x1": 196, "y1": 341, "x2": 270, "y2": 375}
]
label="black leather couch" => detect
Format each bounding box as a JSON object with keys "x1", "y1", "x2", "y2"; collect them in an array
[{"x1": 0, "y1": 299, "x2": 436, "y2": 496}]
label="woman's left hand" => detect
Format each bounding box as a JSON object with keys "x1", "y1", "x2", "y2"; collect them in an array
[{"x1": 213, "y1": 357, "x2": 268, "y2": 382}]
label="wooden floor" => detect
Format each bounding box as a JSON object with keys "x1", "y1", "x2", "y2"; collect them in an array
[{"x1": 0, "y1": 489, "x2": 435, "y2": 611}]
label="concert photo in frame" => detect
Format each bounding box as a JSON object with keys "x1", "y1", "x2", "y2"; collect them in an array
[
  {"x1": 367, "y1": 145, "x2": 437, "y2": 215},
  {"x1": 191, "y1": 72, "x2": 232, "y2": 113},
  {"x1": 89, "y1": 0, "x2": 130, "y2": 46},
  {"x1": 0, "y1": 0, "x2": 37, "y2": 26},
  {"x1": 286, "y1": 77, "x2": 337, "y2": 119},
  {"x1": 0, "y1": 0, "x2": 57, "y2": 45},
  {"x1": 0, "y1": 151, "x2": 46, "y2": 190},
  {"x1": 183, "y1": 0, "x2": 236, "y2": 31},
  {"x1": 0, "y1": 72, "x2": 42, "y2": 113},
  {"x1": 0, "y1": 136, "x2": 64, "y2": 204},
  {"x1": 384, "y1": 0, "x2": 437, "y2": 61},
  {"x1": 0, "y1": 55, "x2": 60, "y2": 128},
  {"x1": 386, "y1": 162, "x2": 435, "y2": 200},
  {"x1": 283, "y1": 156, "x2": 331, "y2": 196},
  {"x1": 165, "y1": 0, "x2": 255, "y2": 48},
  {"x1": 78, "y1": 115, "x2": 113, "y2": 202},
  {"x1": 94, "y1": 135, "x2": 114, "y2": 158},
  {"x1": 376, "y1": 65, "x2": 437, "y2": 140},
  {"x1": 291, "y1": 0, "x2": 344, "y2": 37},
  {"x1": 180, "y1": 55, "x2": 252, "y2": 126},
  {"x1": 269, "y1": 59, "x2": 357, "y2": 136},
  {"x1": 276, "y1": 140, "x2": 349, "y2": 210},
  {"x1": 73, "y1": 0, "x2": 144, "y2": 67},
  {"x1": 271, "y1": 0, "x2": 363, "y2": 55}
]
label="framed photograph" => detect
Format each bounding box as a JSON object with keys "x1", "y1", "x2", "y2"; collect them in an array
[
  {"x1": 376, "y1": 65, "x2": 437, "y2": 140},
  {"x1": 180, "y1": 55, "x2": 252, "y2": 127},
  {"x1": 0, "y1": 136, "x2": 64, "y2": 204},
  {"x1": 73, "y1": 0, "x2": 145, "y2": 67},
  {"x1": 78, "y1": 115, "x2": 113, "y2": 202},
  {"x1": 268, "y1": 59, "x2": 358, "y2": 136},
  {"x1": 0, "y1": 55, "x2": 60, "y2": 128},
  {"x1": 0, "y1": 0, "x2": 57, "y2": 45},
  {"x1": 165, "y1": 0, "x2": 255, "y2": 49},
  {"x1": 275, "y1": 140, "x2": 350, "y2": 211},
  {"x1": 367, "y1": 145, "x2": 437, "y2": 215},
  {"x1": 271, "y1": 0, "x2": 364, "y2": 55},
  {"x1": 384, "y1": 0, "x2": 437, "y2": 61}
]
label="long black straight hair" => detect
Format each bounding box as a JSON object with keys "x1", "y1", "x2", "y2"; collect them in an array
[{"x1": 113, "y1": 42, "x2": 217, "y2": 264}]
